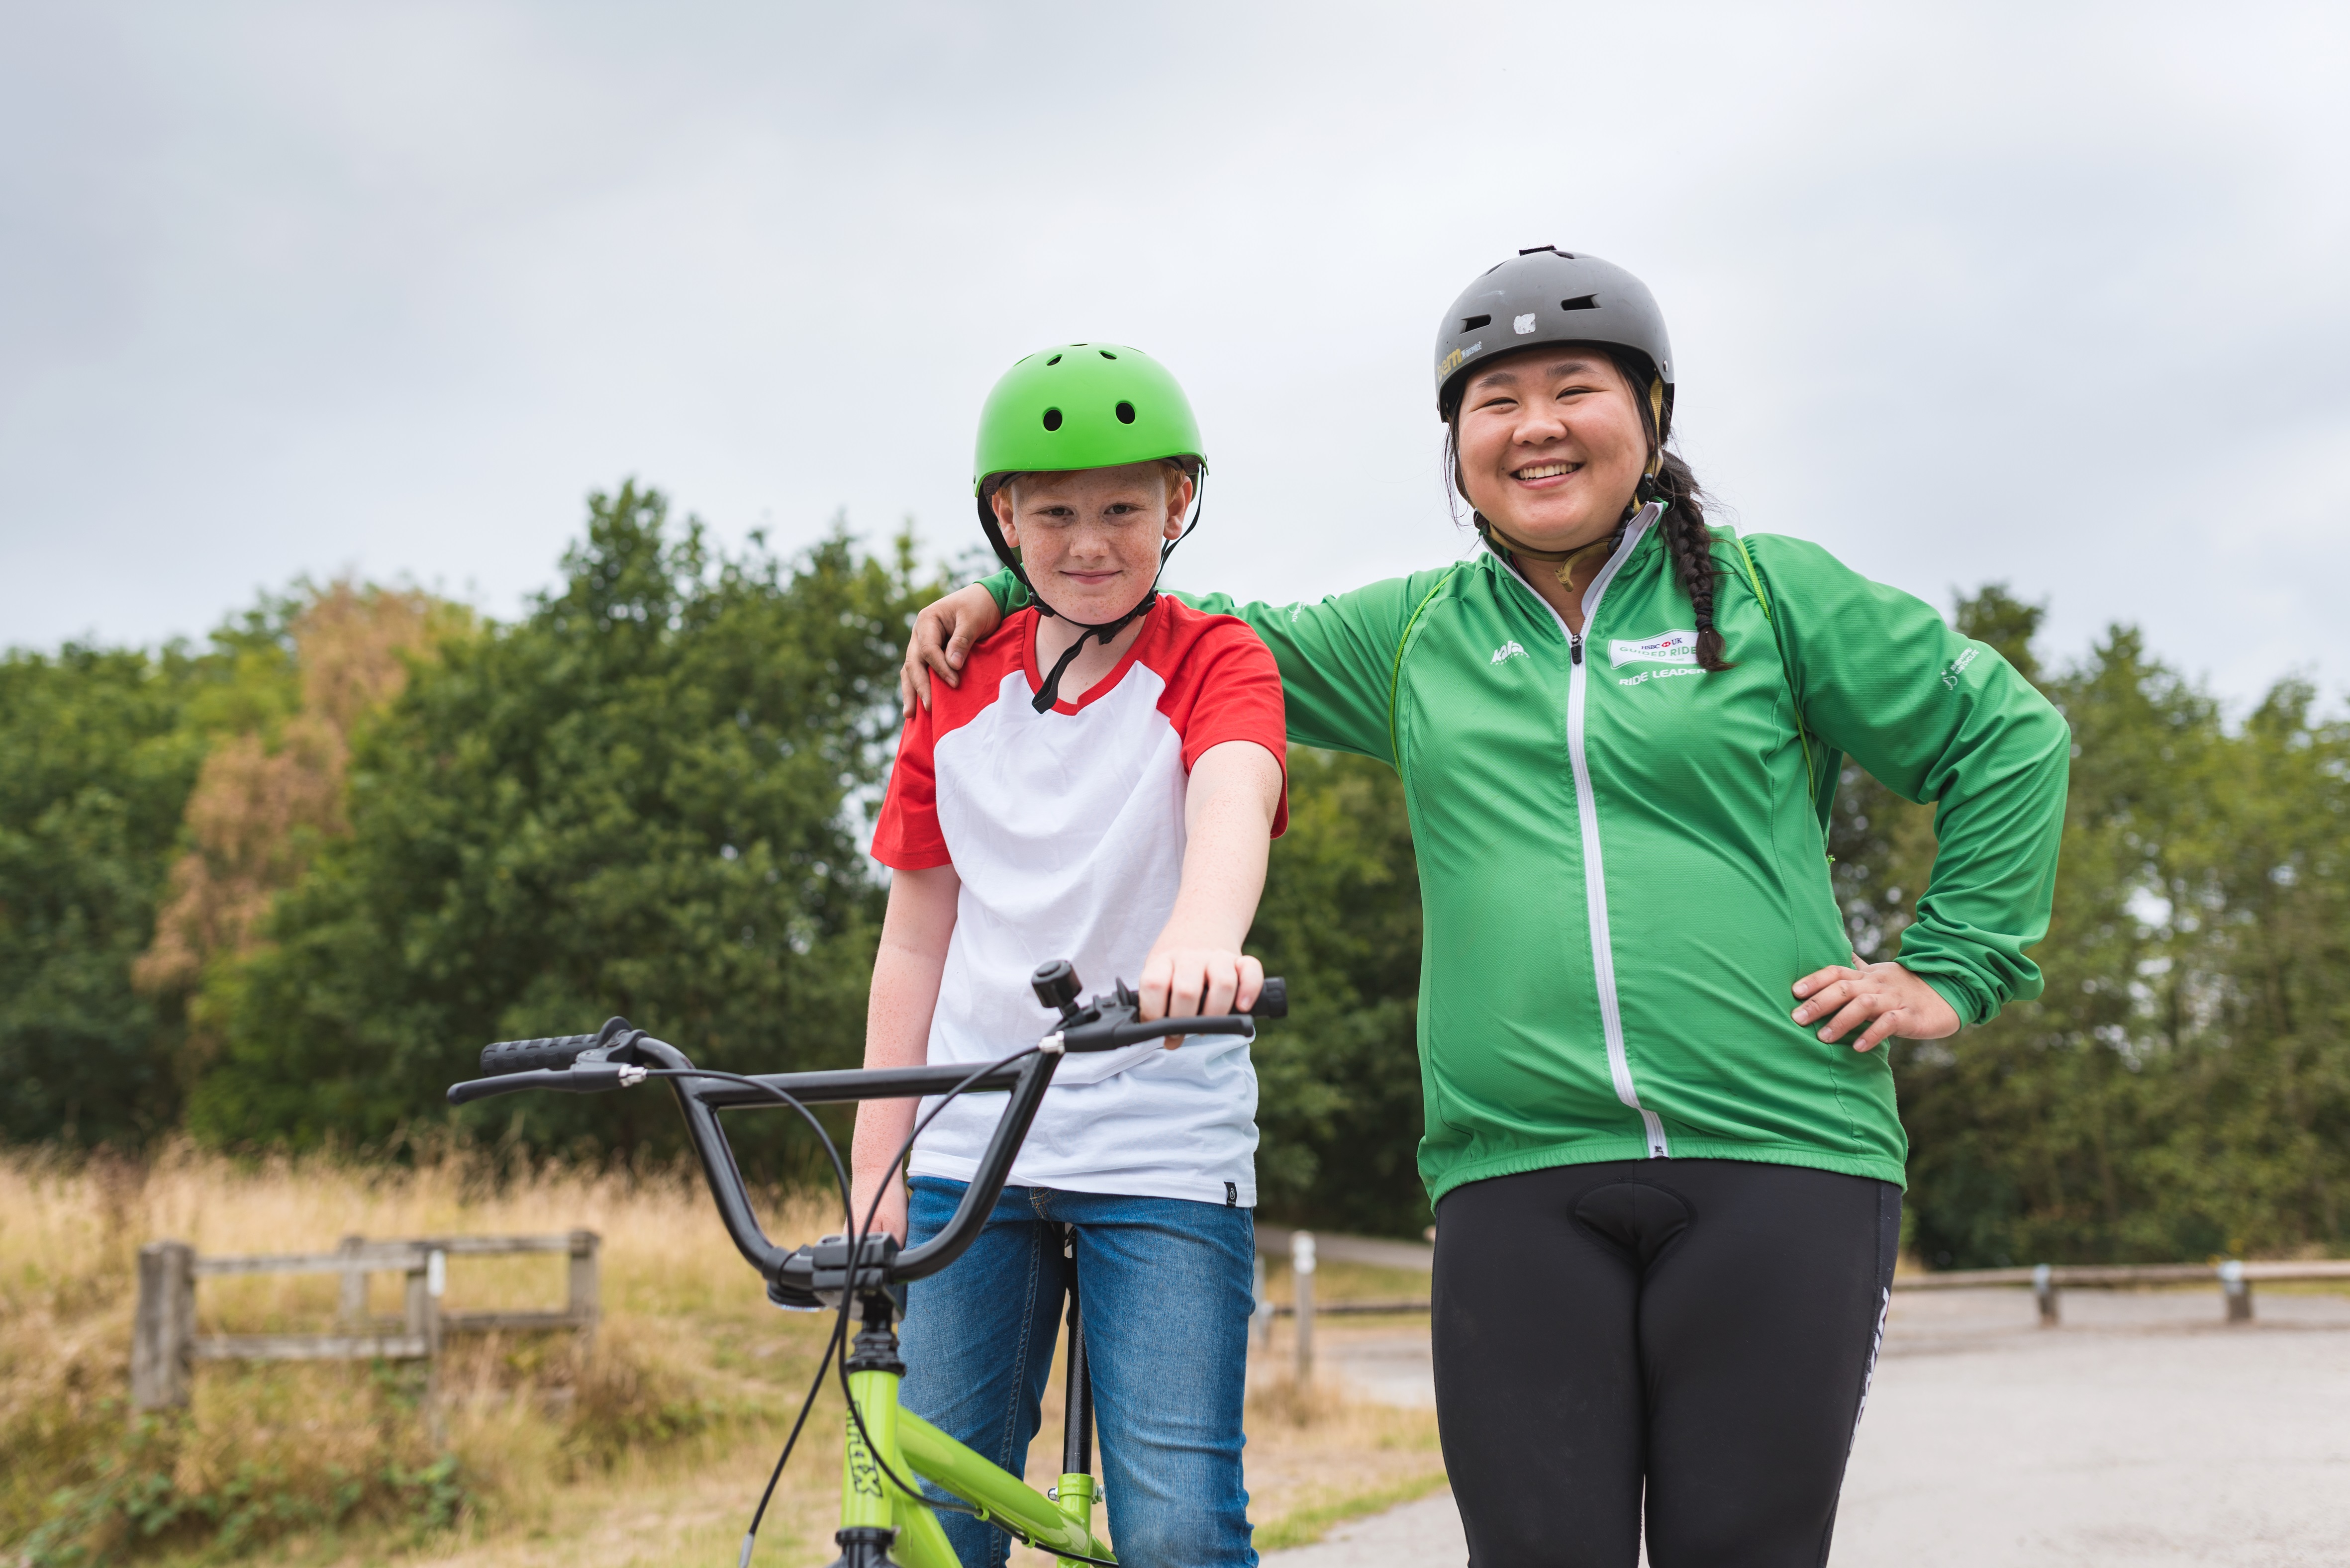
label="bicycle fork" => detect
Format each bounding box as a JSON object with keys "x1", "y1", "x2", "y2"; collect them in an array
[
  {"x1": 1054, "y1": 1226, "x2": 1100, "y2": 1542},
  {"x1": 830, "y1": 1271, "x2": 1108, "y2": 1568},
  {"x1": 835, "y1": 1293, "x2": 946, "y2": 1568}
]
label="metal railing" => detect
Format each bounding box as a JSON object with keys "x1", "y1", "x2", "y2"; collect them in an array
[
  {"x1": 1892, "y1": 1258, "x2": 2350, "y2": 1326},
  {"x1": 1244, "y1": 1227, "x2": 2350, "y2": 1374},
  {"x1": 130, "y1": 1231, "x2": 600, "y2": 1412},
  {"x1": 1252, "y1": 1228, "x2": 1436, "y2": 1387}
]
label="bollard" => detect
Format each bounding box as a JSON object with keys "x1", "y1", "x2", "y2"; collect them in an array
[
  {"x1": 1251, "y1": 1251, "x2": 1274, "y2": 1349},
  {"x1": 1291, "y1": 1230, "x2": 1316, "y2": 1385},
  {"x1": 130, "y1": 1241, "x2": 196, "y2": 1411},
  {"x1": 2032, "y1": 1263, "x2": 2059, "y2": 1327},
  {"x1": 2220, "y1": 1259, "x2": 2253, "y2": 1323}
]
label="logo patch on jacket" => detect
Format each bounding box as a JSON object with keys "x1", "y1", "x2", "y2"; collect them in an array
[
  {"x1": 1490, "y1": 641, "x2": 1528, "y2": 665},
  {"x1": 1609, "y1": 629, "x2": 1699, "y2": 667}
]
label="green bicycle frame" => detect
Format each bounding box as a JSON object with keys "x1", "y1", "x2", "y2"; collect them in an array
[
  {"x1": 839, "y1": 1365, "x2": 1113, "y2": 1568},
  {"x1": 444, "y1": 970, "x2": 1285, "y2": 1568}
]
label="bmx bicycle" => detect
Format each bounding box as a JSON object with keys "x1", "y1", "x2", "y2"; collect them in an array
[{"x1": 445, "y1": 959, "x2": 1286, "y2": 1568}]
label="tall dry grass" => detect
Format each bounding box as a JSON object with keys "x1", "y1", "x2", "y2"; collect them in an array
[
  {"x1": 3, "y1": 1145, "x2": 1440, "y2": 1568},
  {"x1": 0, "y1": 1141, "x2": 837, "y2": 1566}
]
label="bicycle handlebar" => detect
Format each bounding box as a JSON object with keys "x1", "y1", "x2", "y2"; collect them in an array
[
  {"x1": 453, "y1": 975, "x2": 1287, "y2": 1093},
  {"x1": 441, "y1": 963, "x2": 1285, "y2": 1309}
]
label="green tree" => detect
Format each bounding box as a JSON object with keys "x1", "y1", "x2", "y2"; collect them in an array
[
  {"x1": 1843, "y1": 588, "x2": 2350, "y2": 1267},
  {"x1": 194, "y1": 483, "x2": 935, "y2": 1159},
  {"x1": 1246, "y1": 748, "x2": 1428, "y2": 1235},
  {"x1": 0, "y1": 647, "x2": 213, "y2": 1141}
]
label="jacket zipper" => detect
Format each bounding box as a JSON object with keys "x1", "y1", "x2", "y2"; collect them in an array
[{"x1": 1512, "y1": 509, "x2": 1671, "y2": 1158}]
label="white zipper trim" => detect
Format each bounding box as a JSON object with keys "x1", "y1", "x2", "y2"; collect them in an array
[{"x1": 1501, "y1": 506, "x2": 1670, "y2": 1158}]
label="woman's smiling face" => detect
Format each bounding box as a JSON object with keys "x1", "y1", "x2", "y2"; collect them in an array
[{"x1": 1454, "y1": 348, "x2": 1650, "y2": 554}]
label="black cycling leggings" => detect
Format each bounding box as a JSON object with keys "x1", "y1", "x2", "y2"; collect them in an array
[{"x1": 1432, "y1": 1159, "x2": 1899, "y2": 1568}]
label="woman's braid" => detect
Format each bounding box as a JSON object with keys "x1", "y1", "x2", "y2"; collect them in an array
[
  {"x1": 1615, "y1": 349, "x2": 1733, "y2": 672},
  {"x1": 1653, "y1": 451, "x2": 1731, "y2": 671}
]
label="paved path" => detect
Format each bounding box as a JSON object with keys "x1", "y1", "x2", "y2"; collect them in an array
[{"x1": 1268, "y1": 1287, "x2": 2350, "y2": 1567}]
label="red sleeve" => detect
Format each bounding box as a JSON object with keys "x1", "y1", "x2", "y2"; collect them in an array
[
  {"x1": 1156, "y1": 614, "x2": 1291, "y2": 838},
  {"x1": 870, "y1": 701, "x2": 952, "y2": 869}
]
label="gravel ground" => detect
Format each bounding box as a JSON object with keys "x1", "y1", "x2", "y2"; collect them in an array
[{"x1": 1267, "y1": 1285, "x2": 2350, "y2": 1567}]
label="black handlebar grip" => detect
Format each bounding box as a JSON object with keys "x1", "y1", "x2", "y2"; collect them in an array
[
  {"x1": 477, "y1": 1015, "x2": 636, "y2": 1075},
  {"x1": 479, "y1": 1033, "x2": 599, "y2": 1075},
  {"x1": 1248, "y1": 978, "x2": 1287, "y2": 1019}
]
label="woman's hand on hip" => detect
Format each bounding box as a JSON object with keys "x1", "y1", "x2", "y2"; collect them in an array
[
  {"x1": 1791, "y1": 959, "x2": 1960, "y2": 1051},
  {"x1": 900, "y1": 584, "x2": 1005, "y2": 716}
]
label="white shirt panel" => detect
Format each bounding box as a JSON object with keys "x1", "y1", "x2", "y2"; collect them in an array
[{"x1": 907, "y1": 665, "x2": 1259, "y2": 1206}]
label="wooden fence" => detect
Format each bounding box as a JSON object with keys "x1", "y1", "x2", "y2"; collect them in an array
[{"x1": 131, "y1": 1231, "x2": 600, "y2": 1411}]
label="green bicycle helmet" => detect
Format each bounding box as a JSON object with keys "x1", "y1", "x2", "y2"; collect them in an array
[{"x1": 970, "y1": 343, "x2": 1209, "y2": 711}]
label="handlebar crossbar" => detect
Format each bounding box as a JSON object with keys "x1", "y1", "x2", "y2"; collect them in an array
[
  {"x1": 448, "y1": 1060, "x2": 1034, "y2": 1110},
  {"x1": 441, "y1": 964, "x2": 1284, "y2": 1309}
]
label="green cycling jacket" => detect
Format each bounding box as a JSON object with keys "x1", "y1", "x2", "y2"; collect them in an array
[{"x1": 981, "y1": 515, "x2": 2069, "y2": 1200}]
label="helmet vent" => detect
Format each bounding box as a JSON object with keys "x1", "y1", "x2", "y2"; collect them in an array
[
  {"x1": 1461, "y1": 314, "x2": 1491, "y2": 331},
  {"x1": 1046, "y1": 354, "x2": 1063, "y2": 366},
  {"x1": 1560, "y1": 294, "x2": 1598, "y2": 311},
  {"x1": 1099, "y1": 349, "x2": 1118, "y2": 360},
  {"x1": 1115, "y1": 401, "x2": 1136, "y2": 424},
  {"x1": 1042, "y1": 407, "x2": 1064, "y2": 432}
]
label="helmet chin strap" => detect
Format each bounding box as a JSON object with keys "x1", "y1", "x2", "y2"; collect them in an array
[
  {"x1": 1021, "y1": 480, "x2": 1204, "y2": 714},
  {"x1": 1480, "y1": 456, "x2": 1666, "y2": 586}
]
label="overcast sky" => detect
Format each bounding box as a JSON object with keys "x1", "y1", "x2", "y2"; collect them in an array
[{"x1": 4, "y1": 0, "x2": 2345, "y2": 707}]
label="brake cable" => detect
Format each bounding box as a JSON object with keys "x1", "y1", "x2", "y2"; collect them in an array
[
  {"x1": 737, "y1": 1306, "x2": 845, "y2": 1568},
  {"x1": 829, "y1": 1048, "x2": 1052, "y2": 1540},
  {"x1": 640, "y1": 1049, "x2": 1111, "y2": 1565}
]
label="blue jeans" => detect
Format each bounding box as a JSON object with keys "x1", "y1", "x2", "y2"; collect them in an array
[{"x1": 898, "y1": 1177, "x2": 1258, "y2": 1568}]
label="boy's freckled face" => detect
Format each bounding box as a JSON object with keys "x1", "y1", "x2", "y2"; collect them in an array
[{"x1": 994, "y1": 463, "x2": 1191, "y2": 625}]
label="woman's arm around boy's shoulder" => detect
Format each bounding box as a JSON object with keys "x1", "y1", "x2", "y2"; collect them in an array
[{"x1": 906, "y1": 565, "x2": 1468, "y2": 766}]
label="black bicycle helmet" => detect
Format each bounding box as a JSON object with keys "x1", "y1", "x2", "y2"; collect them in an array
[{"x1": 1433, "y1": 247, "x2": 1675, "y2": 437}]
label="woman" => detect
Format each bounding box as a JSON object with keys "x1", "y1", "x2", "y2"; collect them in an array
[{"x1": 902, "y1": 249, "x2": 2069, "y2": 1567}]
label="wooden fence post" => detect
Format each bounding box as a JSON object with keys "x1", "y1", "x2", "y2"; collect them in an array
[
  {"x1": 337, "y1": 1234, "x2": 367, "y2": 1328},
  {"x1": 406, "y1": 1248, "x2": 446, "y2": 1440},
  {"x1": 567, "y1": 1230, "x2": 600, "y2": 1355},
  {"x1": 1291, "y1": 1230, "x2": 1316, "y2": 1385},
  {"x1": 404, "y1": 1253, "x2": 445, "y2": 1365},
  {"x1": 131, "y1": 1240, "x2": 195, "y2": 1411},
  {"x1": 2032, "y1": 1263, "x2": 2060, "y2": 1327}
]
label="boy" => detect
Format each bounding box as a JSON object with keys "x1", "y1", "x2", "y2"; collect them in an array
[{"x1": 854, "y1": 343, "x2": 1285, "y2": 1568}]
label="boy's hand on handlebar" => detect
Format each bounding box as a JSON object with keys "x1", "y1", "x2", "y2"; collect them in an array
[
  {"x1": 1138, "y1": 946, "x2": 1266, "y2": 1046},
  {"x1": 901, "y1": 584, "x2": 1005, "y2": 717}
]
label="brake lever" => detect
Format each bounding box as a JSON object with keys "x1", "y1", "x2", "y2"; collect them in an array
[
  {"x1": 444, "y1": 1058, "x2": 650, "y2": 1107},
  {"x1": 1055, "y1": 1000, "x2": 1256, "y2": 1053}
]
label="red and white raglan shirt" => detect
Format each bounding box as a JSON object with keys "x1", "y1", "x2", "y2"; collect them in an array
[{"x1": 871, "y1": 598, "x2": 1288, "y2": 1206}]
